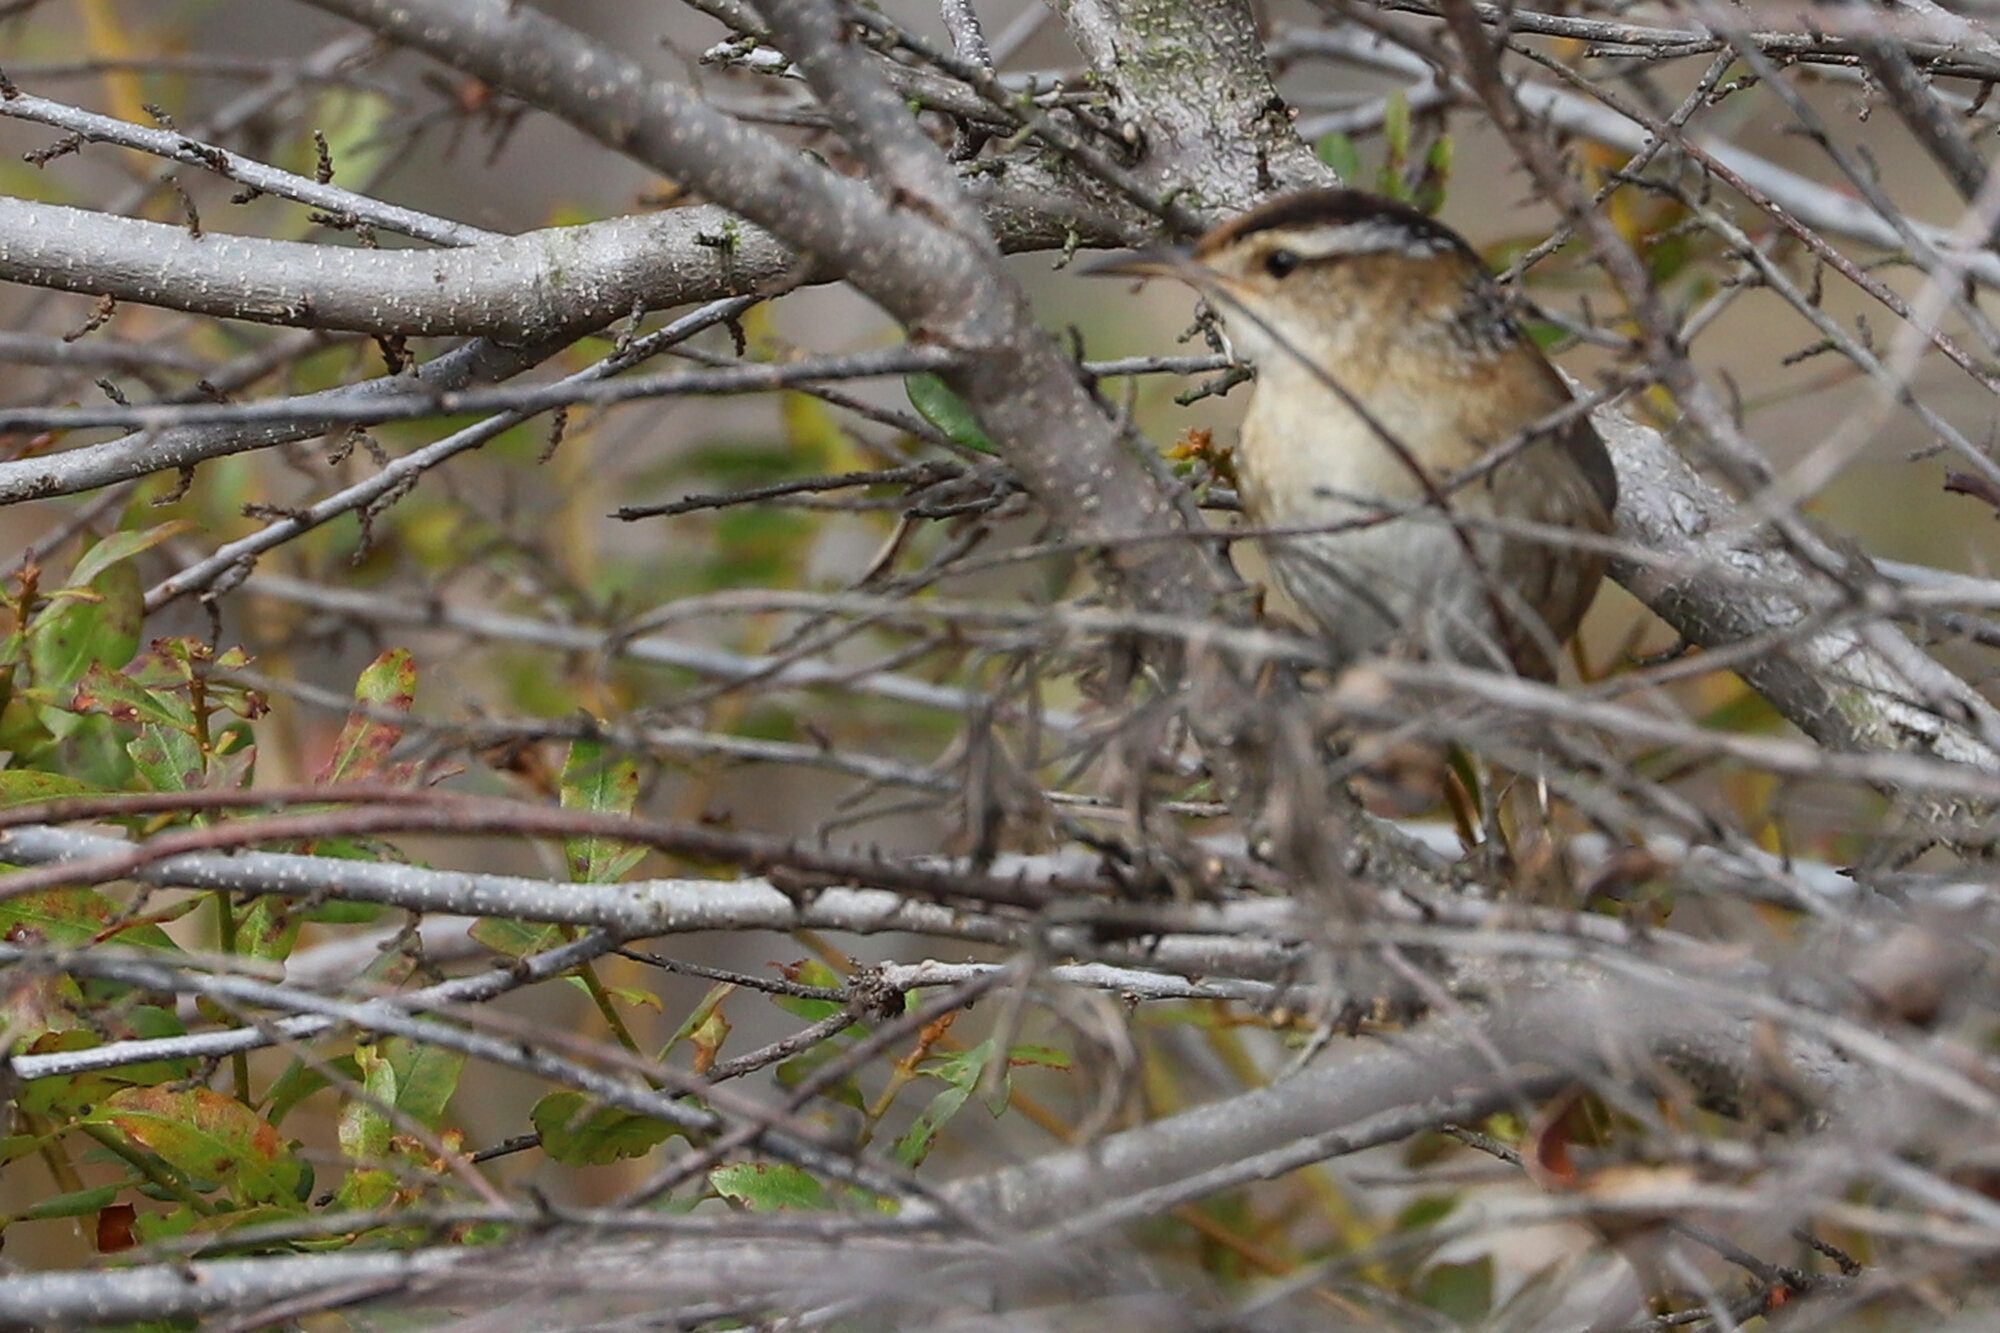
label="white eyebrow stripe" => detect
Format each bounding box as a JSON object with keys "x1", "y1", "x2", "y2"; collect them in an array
[{"x1": 1282, "y1": 219, "x2": 1454, "y2": 259}]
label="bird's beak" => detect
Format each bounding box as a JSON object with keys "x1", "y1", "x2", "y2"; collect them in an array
[{"x1": 1079, "y1": 247, "x2": 1191, "y2": 281}]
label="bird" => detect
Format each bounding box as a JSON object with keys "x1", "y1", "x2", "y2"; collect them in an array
[{"x1": 1091, "y1": 188, "x2": 1617, "y2": 681}]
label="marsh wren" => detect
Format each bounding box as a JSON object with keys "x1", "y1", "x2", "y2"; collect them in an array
[{"x1": 1095, "y1": 189, "x2": 1617, "y2": 680}]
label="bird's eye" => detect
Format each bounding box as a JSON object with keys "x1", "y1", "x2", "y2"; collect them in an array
[{"x1": 1264, "y1": 249, "x2": 1302, "y2": 279}]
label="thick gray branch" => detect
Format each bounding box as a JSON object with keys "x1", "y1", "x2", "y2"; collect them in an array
[
  {"x1": 0, "y1": 824, "x2": 1307, "y2": 985},
  {"x1": 0, "y1": 330, "x2": 577, "y2": 503},
  {"x1": 1601, "y1": 368, "x2": 2000, "y2": 778},
  {"x1": 288, "y1": 0, "x2": 1231, "y2": 628},
  {"x1": 0, "y1": 169, "x2": 1125, "y2": 342},
  {"x1": 0, "y1": 197, "x2": 780, "y2": 338},
  {"x1": 1057, "y1": 0, "x2": 1331, "y2": 219}
]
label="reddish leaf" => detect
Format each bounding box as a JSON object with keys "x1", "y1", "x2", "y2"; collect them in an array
[
  {"x1": 96, "y1": 1203, "x2": 137, "y2": 1253},
  {"x1": 316, "y1": 649, "x2": 418, "y2": 785},
  {"x1": 95, "y1": 1086, "x2": 304, "y2": 1206}
]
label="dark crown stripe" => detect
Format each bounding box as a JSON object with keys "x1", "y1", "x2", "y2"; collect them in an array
[{"x1": 1196, "y1": 189, "x2": 1478, "y2": 262}]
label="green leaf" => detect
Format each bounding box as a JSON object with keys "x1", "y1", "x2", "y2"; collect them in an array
[
  {"x1": 532, "y1": 1090, "x2": 682, "y2": 1165},
  {"x1": 893, "y1": 1037, "x2": 996, "y2": 1168},
  {"x1": 387, "y1": 1036, "x2": 466, "y2": 1130},
  {"x1": 1413, "y1": 135, "x2": 1453, "y2": 216},
  {"x1": 235, "y1": 895, "x2": 303, "y2": 964},
  {"x1": 71, "y1": 663, "x2": 192, "y2": 731},
  {"x1": 559, "y1": 737, "x2": 646, "y2": 883},
  {"x1": 709, "y1": 1161, "x2": 829, "y2": 1211},
  {"x1": 1004, "y1": 1043, "x2": 1069, "y2": 1070},
  {"x1": 469, "y1": 916, "x2": 564, "y2": 959},
  {"x1": 0, "y1": 888, "x2": 180, "y2": 951},
  {"x1": 336, "y1": 1167, "x2": 397, "y2": 1212},
  {"x1": 27, "y1": 562, "x2": 143, "y2": 692},
  {"x1": 67, "y1": 521, "x2": 197, "y2": 589},
  {"x1": 132, "y1": 1203, "x2": 202, "y2": 1247},
  {"x1": 1380, "y1": 88, "x2": 1411, "y2": 195},
  {"x1": 339, "y1": 1044, "x2": 396, "y2": 1163},
  {"x1": 1394, "y1": 1193, "x2": 1460, "y2": 1231},
  {"x1": 0, "y1": 1133, "x2": 52, "y2": 1168},
  {"x1": 1417, "y1": 1256, "x2": 1494, "y2": 1322},
  {"x1": 298, "y1": 897, "x2": 384, "y2": 926},
  {"x1": 123, "y1": 640, "x2": 267, "y2": 724},
  {"x1": 775, "y1": 1040, "x2": 866, "y2": 1110},
  {"x1": 21, "y1": 1183, "x2": 120, "y2": 1220},
  {"x1": 599, "y1": 985, "x2": 664, "y2": 1013},
  {"x1": 0, "y1": 770, "x2": 118, "y2": 807},
  {"x1": 1314, "y1": 132, "x2": 1362, "y2": 185},
  {"x1": 263, "y1": 1056, "x2": 353, "y2": 1130},
  {"x1": 686, "y1": 1003, "x2": 730, "y2": 1074},
  {"x1": 905, "y1": 373, "x2": 998, "y2": 454},
  {"x1": 126, "y1": 722, "x2": 206, "y2": 793},
  {"x1": 93, "y1": 1086, "x2": 306, "y2": 1207},
  {"x1": 768, "y1": 958, "x2": 847, "y2": 1023},
  {"x1": 657, "y1": 981, "x2": 734, "y2": 1062},
  {"x1": 1521, "y1": 319, "x2": 1568, "y2": 353}
]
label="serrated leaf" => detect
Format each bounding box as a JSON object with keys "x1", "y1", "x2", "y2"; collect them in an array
[{"x1": 905, "y1": 373, "x2": 998, "y2": 454}]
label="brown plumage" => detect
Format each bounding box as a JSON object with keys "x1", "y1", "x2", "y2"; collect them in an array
[{"x1": 1098, "y1": 189, "x2": 1616, "y2": 680}]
